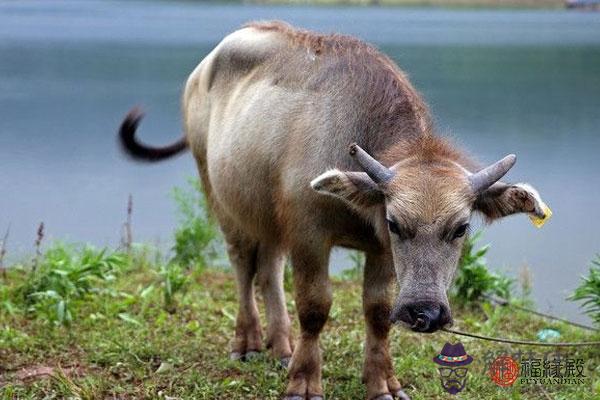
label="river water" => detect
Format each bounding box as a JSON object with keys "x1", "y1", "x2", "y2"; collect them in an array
[{"x1": 1, "y1": 1, "x2": 600, "y2": 321}]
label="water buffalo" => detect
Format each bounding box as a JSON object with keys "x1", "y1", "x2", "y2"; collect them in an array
[{"x1": 119, "y1": 21, "x2": 548, "y2": 400}]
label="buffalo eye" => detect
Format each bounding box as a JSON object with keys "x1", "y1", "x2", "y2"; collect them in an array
[
  {"x1": 387, "y1": 219, "x2": 400, "y2": 235},
  {"x1": 387, "y1": 219, "x2": 411, "y2": 240},
  {"x1": 452, "y1": 223, "x2": 470, "y2": 240}
]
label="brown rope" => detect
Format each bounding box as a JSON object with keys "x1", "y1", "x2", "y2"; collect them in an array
[{"x1": 442, "y1": 327, "x2": 600, "y2": 347}]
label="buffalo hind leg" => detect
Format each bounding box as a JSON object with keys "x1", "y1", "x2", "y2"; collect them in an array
[
  {"x1": 363, "y1": 251, "x2": 410, "y2": 400},
  {"x1": 284, "y1": 242, "x2": 332, "y2": 400},
  {"x1": 225, "y1": 231, "x2": 263, "y2": 361},
  {"x1": 256, "y1": 243, "x2": 293, "y2": 366}
]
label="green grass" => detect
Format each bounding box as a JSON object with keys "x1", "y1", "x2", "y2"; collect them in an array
[
  {"x1": 1, "y1": 179, "x2": 598, "y2": 398},
  {"x1": 170, "y1": 177, "x2": 220, "y2": 270},
  {"x1": 569, "y1": 255, "x2": 600, "y2": 325},
  {"x1": 452, "y1": 232, "x2": 514, "y2": 305},
  {"x1": 1, "y1": 256, "x2": 599, "y2": 399}
]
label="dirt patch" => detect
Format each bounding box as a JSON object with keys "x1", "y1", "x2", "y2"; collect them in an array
[{"x1": 16, "y1": 365, "x2": 55, "y2": 381}]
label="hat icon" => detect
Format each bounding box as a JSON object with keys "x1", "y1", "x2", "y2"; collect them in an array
[{"x1": 433, "y1": 342, "x2": 473, "y2": 367}]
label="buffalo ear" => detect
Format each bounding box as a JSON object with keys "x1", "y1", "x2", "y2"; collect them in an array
[
  {"x1": 311, "y1": 169, "x2": 384, "y2": 208},
  {"x1": 474, "y1": 182, "x2": 548, "y2": 222}
]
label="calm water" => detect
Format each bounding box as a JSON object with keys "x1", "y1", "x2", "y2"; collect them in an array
[{"x1": 1, "y1": 1, "x2": 600, "y2": 321}]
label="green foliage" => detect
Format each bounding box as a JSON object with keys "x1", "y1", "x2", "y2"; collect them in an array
[
  {"x1": 127, "y1": 243, "x2": 163, "y2": 272},
  {"x1": 159, "y1": 263, "x2": 188, "y2": 314},
  {"x1": 451, "y1": 232, "x2": 513, "y2": 305},
  {"x1": 341, "y1": 251, "x2": 365, "y2": 280},
  {"x1": 1, "y1": 267, "x2": 597, "y2": 399},
  {"x1": 0, "y1": 283, "x2": 19, "y2": 317},
  {"x1": 568, "y1": 255, "x2": 600, "y2": 325},
  {"x1": 283, "y1": 262, "x2": 293, "y2": 293},
  {"x1": 171, "y1": 178, "x2": 219, "y2": 269},
  {"x1": 18, "y1": 243, "x2": 126, "y2": 325}
]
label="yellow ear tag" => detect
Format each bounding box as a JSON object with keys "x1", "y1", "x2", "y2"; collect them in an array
[{"x1": 529, "y1": 202, "x2": 552, "y2": 228}]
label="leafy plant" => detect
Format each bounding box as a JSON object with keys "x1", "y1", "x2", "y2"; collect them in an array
[
  {"x1": 341, "y1": 251, "x2": 365, "y2": 281},
  {"x1": 283, "y1": 262, "x2": 294, "y2": 293},
  {"x1": 160, "y1": 263, "x2": 188, "y2": 314},
  {"x1": 18, "y1": 244, "x2": 126, "y2": 325},
  {"x1": 451, "y1": 232, "x2": 513, "y2": 305},
  {"x1": 0, "y1": 284, "x2": 18, "y2": 316},
  {"x1": 568, "y1": 255, "x2": 600, "y2": 325},
  {"x1": 171, "y1": 178, "x2": 220, "y2": 269}
]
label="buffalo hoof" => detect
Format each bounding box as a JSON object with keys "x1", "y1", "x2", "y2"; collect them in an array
[
  {"x1": 280, "y1": 356, "x2": 291, "y2": 369},
  {"x1": 283, "y1": 395, "x2": 323, "y2": 400},
  {"x1": 372, "y1": 395, "x2": 393, "y2": 400},
  {"x1": 244, "y1": 350, "x2": 260, "y2": 361},
  {"x1": 229, "y1": 350, "x2": 260, "y2": 362},
  {"x1": 393, "y1": 390, "x2": 410, "y2": 400}
]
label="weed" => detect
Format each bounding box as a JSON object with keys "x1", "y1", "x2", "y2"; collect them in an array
[
  {"x1": 159, "y1": 263, "x2": 188, "y2": 314},
  {"x1": 518, "y1": 263, "x2": 533, "y2": 300},
  {"x1": 341, "y1": 250, "x2": 365, "y2": 280},
  {"x1": 171, "y1": 178, "x2": 220, "y2": 270},
  {"x1": 568, "y1": 255, "x2": 600, "y2": 325},
  {"x1": 18, "y1": 244, "x2": 126, "y2": 325},
  {"x1": 120, "y1": 194, "x2": 133, "y2": 253},
  {"x1": 283, "y1": 262, "x2": 293, "y2": 293},
  {"x1": 451, "y1": 232, "x2": 513, "y2": 305},
  {"x1": 0, "y1": 225, "x2": 9, "y2": 280},
  {"x1": 32, "y1": 222, "x2": 45, "y2": 272}
]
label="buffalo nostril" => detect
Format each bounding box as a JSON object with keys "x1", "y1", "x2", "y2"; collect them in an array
[
  {"x1": 408, "y1": 303, "x2": 442, "y2": 333},
  {"x1": 392, "y1": 301, "x2": 449, "y2": 333},
  {"x1": 413, "y1": 313, "x2": 430, "y2": 331}
]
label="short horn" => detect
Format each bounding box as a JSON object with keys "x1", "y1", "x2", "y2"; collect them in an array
[
  {"x1": 349, "y1": 143, "x2": 394, "y2": 184},
  {"x1": 469, "y1": 154, "x2": 516, "y2": 193}
]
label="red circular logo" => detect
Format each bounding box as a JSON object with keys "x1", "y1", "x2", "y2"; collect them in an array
[{"x1": 488, "y1": 355, "x2": 519, "y2": 387}]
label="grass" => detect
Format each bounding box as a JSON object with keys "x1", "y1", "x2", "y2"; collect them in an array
[
  {"x1": 1, "y1": 181, "x2": 598, "y2": 398},
  {"x1": 15, "y1": 244, "x2": 127, "y2": 326},
  {"x1": 452, "y1": 232, "x2": 514, "y2": 305},
  {"x1": 569, "y1": 255, "x2": 600, "y2": 325},
  {"x1": 170, "y1": 177, "x2": 221, "y2": 270},
  {"x1": 1, "y1": 253, "x2": 599, "y2": 399}
]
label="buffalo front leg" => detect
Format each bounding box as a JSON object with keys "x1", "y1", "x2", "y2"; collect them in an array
[
  {"x1": 284, "y1": 243, "x2": 332, "y2": 400},
  {"x1": 363, "y1": 252, "x2": 410, "y2": 400},
  {"x1": 224, "y1": 231, "x2": 262, "y2": 361}
]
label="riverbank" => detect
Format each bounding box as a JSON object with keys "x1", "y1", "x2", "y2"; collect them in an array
[
  {"x1": 1, "y1": 259, "x2": 598, "y2": 398},
  {"x1": 250, "y1": 0, "x2": 565, "y2": 9}
]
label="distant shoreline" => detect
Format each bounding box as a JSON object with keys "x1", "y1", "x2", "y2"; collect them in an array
[{"x1": 245, "y1": 0, "x2": 565, "y2": 9}]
